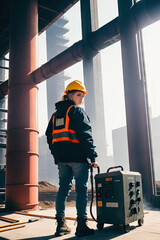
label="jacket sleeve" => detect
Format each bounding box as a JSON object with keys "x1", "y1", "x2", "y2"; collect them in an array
[
  {"x1": 45, "y1": 115, "x2": 53, "y2": 153},
  {"x1": 70, "y1": 106, "x2": 98, "y2": 162}
]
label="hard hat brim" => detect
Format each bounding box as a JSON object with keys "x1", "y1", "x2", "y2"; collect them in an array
[{"x1": 64, "y1": 89, "x2": 87, "y2": 95}]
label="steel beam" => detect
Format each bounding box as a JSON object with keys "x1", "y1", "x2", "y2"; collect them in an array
[
  {"x1": 118, "y1": 0, "x2": 154, "y2": 204},
  {"x1": 80, "y1": 0, "x2": 108, "y2": 165},
  {"x1": 5, "y1": 0, "x2": 39, "y2": 210},
  {"x1": 80, "y1": 0, "x2": 97, "y2": 127},
  {"x1": 38, "y1": 4, "x2": 59, "y2": 14}
]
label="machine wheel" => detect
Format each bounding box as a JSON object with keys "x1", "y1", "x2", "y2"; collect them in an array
[
  {"x1": 123, "y1": 224, "x2": 130, "y2": 233},
  {"x1": 138, "y1": 218, "x2": 144, "y2": 226},
  {"x1": 97, "y1": 222, "x2": 104, "y2": 230}
]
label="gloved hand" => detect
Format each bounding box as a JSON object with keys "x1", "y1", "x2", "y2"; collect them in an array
[{"x1": 91, "y1": 162, "x2": 98, "y2": 168}]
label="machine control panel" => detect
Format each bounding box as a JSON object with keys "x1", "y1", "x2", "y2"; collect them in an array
[
  {"x1": 97, "y1": 183, "x2": 103, "y2": 199},
  {"x1": 105, "y1": 182, "x2": 114, "y2": 199},
  {"x1": 96, "y1": 181, "x2": 114, "y2": 200}
]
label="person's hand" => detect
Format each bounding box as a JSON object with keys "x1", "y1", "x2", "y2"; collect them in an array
[{"x1": 91, "y1": 162, "x2": 98, "y2": 168}]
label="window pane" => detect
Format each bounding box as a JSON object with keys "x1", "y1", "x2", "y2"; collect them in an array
[
  {"x1": 97, "y1": 0, "x2": 118, "y2": 28},
  {"x1": 64, "y1": 2, "x2": 82, "y2": 46},
  {"x1": 142, "y1": 21, "x2": 160, "y2": 194},
  {"x1": 101, "y1": 42, "x2": 129, "y2": 170}
]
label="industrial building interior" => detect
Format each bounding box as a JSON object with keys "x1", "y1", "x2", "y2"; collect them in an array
[{"x1": 0, "y1": 0, "x2": 160, "y2": 217}]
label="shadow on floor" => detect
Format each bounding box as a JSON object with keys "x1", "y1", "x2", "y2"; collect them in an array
[{"x1": 14, "y1": 224, "x2": 138, "y2": 240}]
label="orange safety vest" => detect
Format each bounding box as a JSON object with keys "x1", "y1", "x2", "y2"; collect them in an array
[{"x1": 52, "y1": 105, "x2": 80, "y2": 144}]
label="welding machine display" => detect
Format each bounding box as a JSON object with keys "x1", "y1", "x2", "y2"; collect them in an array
[{"x1": 95, "y1": 166, "x2": 144, "y2": 232}]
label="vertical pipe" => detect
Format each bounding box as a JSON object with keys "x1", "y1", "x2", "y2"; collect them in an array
[
  {"x1": 5, "y1": 0, "x2": 39, "y2": 210},
  {"x1": 118, "y1": 0, "x2": 154, "y2": 203}
]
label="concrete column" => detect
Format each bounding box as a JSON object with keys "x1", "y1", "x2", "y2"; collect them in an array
[
  {"x1": 5, "y1": 0, "x2": 39, "y2": 210},
  {"x1": 118, "y1": 0, "x2": 155, "y2": 203},
  {"x1": 80, "y1": 0, "x2": 108, "y2": 165}
]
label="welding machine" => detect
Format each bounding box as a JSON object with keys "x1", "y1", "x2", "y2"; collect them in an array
[{"x1": 91, "y1": 165, "x2": 144, "y2": 232}]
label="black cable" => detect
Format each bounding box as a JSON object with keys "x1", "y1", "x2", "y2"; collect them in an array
[{"x1": 89, "y1": 165, "x2": 100, "y2": 222}]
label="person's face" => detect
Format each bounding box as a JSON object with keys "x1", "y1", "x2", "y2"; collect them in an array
[{"x1": 72, "y1": 91, "x2": 84, "y2": 105}]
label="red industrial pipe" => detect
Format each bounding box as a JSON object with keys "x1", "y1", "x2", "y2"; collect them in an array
[{"x1": 5, "y1": 0, "x2": 39, "y2": 210}]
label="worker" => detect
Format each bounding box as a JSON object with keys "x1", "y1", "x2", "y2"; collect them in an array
[{"x1": 45, "y1": 80, "x2": 98, "y2": 237}]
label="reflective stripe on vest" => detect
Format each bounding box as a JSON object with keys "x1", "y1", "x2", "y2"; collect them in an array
[{"x1": 52, "y1": 105, "x2": 80, "y2": 144}]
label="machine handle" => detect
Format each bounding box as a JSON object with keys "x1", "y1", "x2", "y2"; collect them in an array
[
  {"x1": 107, "y1": 165, "x2": 124, "y2": 173},
  {"x1": 90, "y1": 164, "x2": 100, "y2": 174}
]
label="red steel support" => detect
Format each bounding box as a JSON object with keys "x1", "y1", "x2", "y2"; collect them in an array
[{"x1": 5, "y1": 0, "x2": 39, "y2": 210}]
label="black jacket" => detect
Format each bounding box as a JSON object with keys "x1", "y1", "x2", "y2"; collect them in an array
[{"x1": 45, "y1": 100, "x2": 98, "y2": 164}]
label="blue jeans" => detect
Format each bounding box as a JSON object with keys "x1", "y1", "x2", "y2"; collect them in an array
[{"x1": 56, "y1": 162, "x2": 89, "y2": 219}]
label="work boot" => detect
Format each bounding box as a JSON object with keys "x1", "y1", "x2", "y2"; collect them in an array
[
  {"x1": 75, "y1": 218, "x2": 95, "y2": 237},
  {"x1": 55, "y1": 216, "x2": 71, "y2": 236}
]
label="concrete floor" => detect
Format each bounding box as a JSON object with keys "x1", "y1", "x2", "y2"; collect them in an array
[{"x1": 0, "y1": 206, "x2": 160, "y2": 240}]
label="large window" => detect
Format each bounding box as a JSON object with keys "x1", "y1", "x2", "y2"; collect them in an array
[
  {"x1": 142, "y1": 21, "x2": 160, "y2": 193},
  {"x1": 100, "y1": 42, "x2": 129, "y2": 170},
  {"x1": 98, "y1": 0, "x2": 129, "y2": 170}
]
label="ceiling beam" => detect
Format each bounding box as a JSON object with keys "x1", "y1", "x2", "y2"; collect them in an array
[{"x1": 39, "y1": 4, "x2": 59, "y2": 14}]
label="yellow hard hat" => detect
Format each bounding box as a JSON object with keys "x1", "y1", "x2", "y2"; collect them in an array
[{"x1": 64, "y1": 80, "x2": 87, "y2": 95}]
